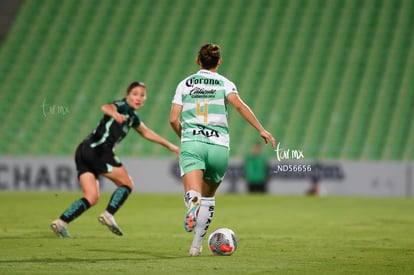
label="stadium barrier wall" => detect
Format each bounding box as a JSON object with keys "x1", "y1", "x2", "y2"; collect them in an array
[{"x1": 0, "y1": 157, "x2": 412, "y2": 197}]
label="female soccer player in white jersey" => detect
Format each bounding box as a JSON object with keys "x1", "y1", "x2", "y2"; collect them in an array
[
  {"x1": 51, "y1": 81, "x2": 179, "y2": 238},
  {"x1": 170, "y1": 43, "x2": 276, "y2": 256}
]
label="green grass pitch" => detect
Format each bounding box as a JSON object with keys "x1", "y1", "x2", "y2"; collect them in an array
[{"x1": 0, "y1": 192, "x2": 413, "y2": 274}]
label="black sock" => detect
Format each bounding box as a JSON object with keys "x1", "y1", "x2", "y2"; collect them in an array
[
  {"x1": 60, "y1": 198, "x2": 91, "y2": 223},
  {"x1": 106, "y1": 185, "x2": 131, "y2": 215}
]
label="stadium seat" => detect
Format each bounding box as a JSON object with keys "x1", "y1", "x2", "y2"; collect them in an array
[{"x1": 0, "y1": 0, "x2": 412, "y2": 160}]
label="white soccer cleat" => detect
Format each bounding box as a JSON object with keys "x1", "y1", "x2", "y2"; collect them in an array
[
  {"x1": 189, "y1": 246, "x2": 202, "y2": 257},
  {"x1": 50, "y1": 219, "x2": 71, "y2": 238},
  {"x1": 184, "y1": 197, "x2": 201, "y2": 232},
  {"x1": 98, "y1": 212, "x2": 123, "y2": 236}
]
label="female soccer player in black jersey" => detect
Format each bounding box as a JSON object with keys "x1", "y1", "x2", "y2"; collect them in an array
[{"x1": 51, "y1": 81, "x2": 179, "y2": 237}]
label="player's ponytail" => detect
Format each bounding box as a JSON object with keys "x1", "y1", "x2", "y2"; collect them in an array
[{"x1": 198, "y1": 43, "x2": 221, "y2": 69}]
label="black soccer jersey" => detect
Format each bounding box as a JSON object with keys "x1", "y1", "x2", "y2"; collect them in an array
[{"x1": 84, "y1": 99, "x2": 141, "y2": 150}]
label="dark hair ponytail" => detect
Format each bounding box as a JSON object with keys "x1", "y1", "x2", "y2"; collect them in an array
[{"x1": 198, "y1": 43, "x2": 221, "y2": 69}]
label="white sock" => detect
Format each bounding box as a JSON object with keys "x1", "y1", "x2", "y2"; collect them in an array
[
  {"x1": 184, "y1": 190, "x2": 202, "y2": 209},
  {"x1": 191, "y1": 197, "x2": 215, "y2": 248}
]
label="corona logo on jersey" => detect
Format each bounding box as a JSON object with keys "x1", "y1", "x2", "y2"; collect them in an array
[{"x1": 185, "y1": 77, "x2": 221, "y2": 87}]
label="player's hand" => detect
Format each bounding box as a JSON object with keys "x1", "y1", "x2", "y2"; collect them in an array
[
  {"x1": 260, "y1": 129, "x2": 276, "y2": 148},
  {"x1": 169, "y1": 144, "x2": 180, "y2": 159},
  {"x1": 113, "y1": 112, "x2": 127, "y2": 124}
]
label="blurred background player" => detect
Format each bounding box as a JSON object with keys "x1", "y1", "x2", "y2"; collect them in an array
[
  {"x1": 244, "y1": 142, "x2": 269, "y2": 193},
  {"x1": 170, "y1": 43, "x2": 276, "y2": 256},
  {"x1": 306, "y1": 175, "x2": 320, "y2": 196},
  {"x1": 51, "y1": 81, "x2": 179, "y2": 238}
]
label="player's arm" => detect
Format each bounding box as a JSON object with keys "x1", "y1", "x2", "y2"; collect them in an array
[
  {"x1": 169, "y1": 103, "x2": 182, "y2": 138},
  {"x1": 227, "y1": 93, "x2": 275, "y2": 148},
  {"x1": 135, "y1": 123, "x2": 179, "y2": 154},
  {"x1": 101, "y1": 104, "x2": 126, "y2": 124}
]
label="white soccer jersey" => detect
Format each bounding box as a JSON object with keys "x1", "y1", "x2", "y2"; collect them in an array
[{"x1": 172, "y1": 69, "x2": 238, "y2": 147}]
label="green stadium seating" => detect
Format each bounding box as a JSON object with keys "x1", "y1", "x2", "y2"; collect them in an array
[{"x1": 0, "y1": 0, "x2": 412, "y2": 160}]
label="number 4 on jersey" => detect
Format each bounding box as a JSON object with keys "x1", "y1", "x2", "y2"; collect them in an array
[{"x1": 196, "y1": 101, "x2": 208, "y2": 125}]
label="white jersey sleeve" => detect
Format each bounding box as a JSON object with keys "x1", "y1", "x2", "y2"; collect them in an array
[{"x1": 172, "y1": 82, "x2": 184, "y2": 105}]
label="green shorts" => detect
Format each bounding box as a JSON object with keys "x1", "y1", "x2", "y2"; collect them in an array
[{"x1": 179, "y1": 141, "x2": 229, "y2": 183}]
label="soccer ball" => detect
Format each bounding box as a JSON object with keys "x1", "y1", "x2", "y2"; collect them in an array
[{"x1": 208, "y1": 228, "x2": 238, "y2": 256}]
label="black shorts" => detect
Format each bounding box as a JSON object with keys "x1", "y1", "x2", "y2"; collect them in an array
[{"x1": 75, "y1": 142, "x2": 122, "y2": 178}]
